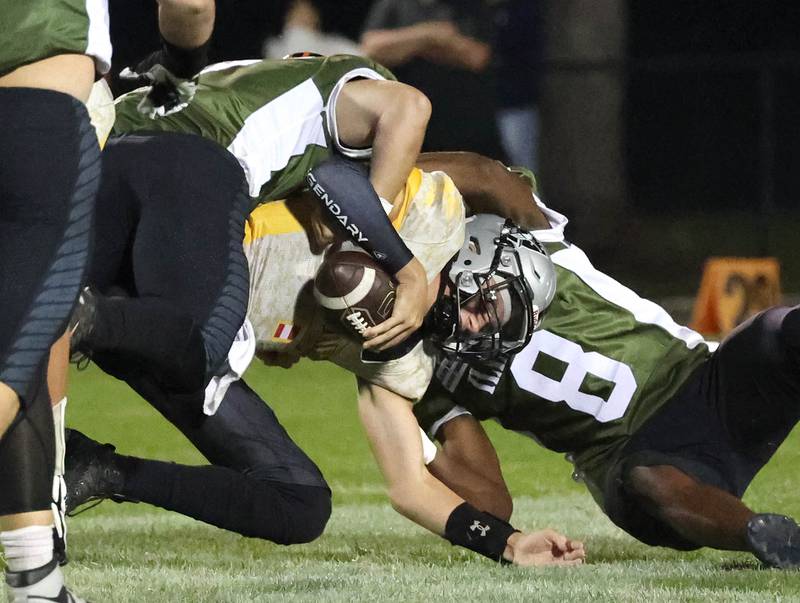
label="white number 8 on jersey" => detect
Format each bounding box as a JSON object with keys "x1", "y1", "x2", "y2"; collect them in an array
[{"x1": 510, "y1": 330, "x2": 637, "y2": 423}]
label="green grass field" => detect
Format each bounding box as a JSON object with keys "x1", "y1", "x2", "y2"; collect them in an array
[{"x1": 51, "y1": 360, "x2": 800, "y2": 601}]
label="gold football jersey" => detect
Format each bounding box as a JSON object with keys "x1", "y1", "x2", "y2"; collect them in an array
[{"x1": 244, "y1": 168, "x2": 465, "y2": 399}]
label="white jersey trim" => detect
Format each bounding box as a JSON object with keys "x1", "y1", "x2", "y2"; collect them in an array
[
  {"x1": 227, "y1": 78, "x2": 327, "y2": 197},
  {"x1": 531, "y1": 194, "x2": 569, "y2": 243},
  {"x1": 420, "y1": 427, "x2": 438, "y2": 465},
  {"x1": 203, "y1": 319, "x2": 256, "y2": 415},
  {"x1": 200, "y1": 60, "x2": 261, "y2": 75},
  {"x1": 551, "y1": 244, "x2": 710, "y2": 350},
  {"x1": 428, "y1": 405, "x2": 472, "y2": 439},
  {"x1": 325, "y1": 67, "x2": 386, "y2": 160},
  {"x1": 85, "y1": 0, "x2": 112, "y2": 74}
]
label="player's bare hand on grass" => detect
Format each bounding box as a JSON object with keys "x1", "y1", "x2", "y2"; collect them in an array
[
  {"x1": 363, "y1": 258, "x2": 428, "y2": 350},
  {"x1": 504, "y1": 530, "x2": 586, "y2": 567}
]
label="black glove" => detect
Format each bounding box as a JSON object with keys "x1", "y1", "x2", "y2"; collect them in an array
[{"x1": 119, "y1": 38, "x2": 210, "y2": 118}]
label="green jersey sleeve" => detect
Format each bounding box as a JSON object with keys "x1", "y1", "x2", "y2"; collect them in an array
[
  {"x1": 0, "y1": 0, "x2": 111, "y2": 76},
  {"x1": 113, "y1": 55, "x2": 396, "y2": 206}
]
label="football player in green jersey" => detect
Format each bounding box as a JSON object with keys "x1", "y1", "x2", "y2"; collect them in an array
[
  {"x1": 62, "y1": 150, "x2": 584, "y2": 567},
  {"x1": 411, "y1": 154, "x2": 800, "y2": 569},
  {"x1": 112, "y1": 54, "x2": 434, "y2": 352},
  {"x1": 0, "y1": 2, "x2": 215, "y2": 600}
]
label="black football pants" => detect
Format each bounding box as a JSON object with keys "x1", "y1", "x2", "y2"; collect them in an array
[
  {"x1": 82, "y1": 132, "x2": 330, "y2": 542},
  {"x1": 86, "y1": 133, "x2": 250, "y2": 395},
  {"x1": 0, "y1": 89, "x2": 100, "y2": 514}
]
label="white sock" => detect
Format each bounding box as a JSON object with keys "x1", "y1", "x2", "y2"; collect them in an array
[
  {"x1": 4, "y1": 560, "x2": 75, "y2": 603},
  {"x1": 0, "y1": 525, "x2": 54, "y2": 573}
]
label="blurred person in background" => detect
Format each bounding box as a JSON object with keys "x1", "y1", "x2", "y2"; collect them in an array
[
  {"x1": 361, "y1": 0, "x2": 506, "y2": 160},
  {"x1": 494, "y1": 0, "x2": 542, "y2": 171},
  {"x1": 264, "y1": 0, "x2": 362, "y2": 59}
]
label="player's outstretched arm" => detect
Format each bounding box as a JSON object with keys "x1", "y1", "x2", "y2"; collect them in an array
[
  {"x1": 415, "y1": 152, "x2": 550, "y2": 230},
  {"x1": 357, "y1": 380, "x2": 585, "y2": 566}
]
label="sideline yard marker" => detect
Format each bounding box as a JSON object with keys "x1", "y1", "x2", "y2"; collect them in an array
[{"x1": 691, "y1": 257, "x2": 781, "y2": 336}]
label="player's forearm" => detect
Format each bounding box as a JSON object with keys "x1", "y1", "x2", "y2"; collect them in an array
[
  {"x1": 416, "y1": 152, "x2": 549, "y2": 230},
  {"x1": 361, "y1": 25, "x2": 437, "y2": 67},
  {"x1": 158, "y1": 0, "x2": 215, "y2": 49},
  {"x1": 388, "y1": 471, "x2": 464, "y2": 534},
  {"x1": 423, "y1": 36, "x2": 491, "y2": 73},
  {"x1": 357, "y1": 381, "x2": 465, "y2": 533},
  {"x1": 357, "y1": 381, "x2": 513, "y2": 551},
  {"x1": 428, "y1": 444, "x2": 513, "y2": 521}
]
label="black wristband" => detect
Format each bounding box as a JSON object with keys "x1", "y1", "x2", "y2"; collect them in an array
[
  {"x1": 160, "y1": 37, "x2": 210, "y2": 79},
  {"x1": 444, "y1": 502, "x2": 517, "y2": 562},
  {"x1": 306, "y1": 157, "x2": 414, "y2": 275},
  {"x1": 134, "y1": 37, "x2": 210, "y2": 80}
]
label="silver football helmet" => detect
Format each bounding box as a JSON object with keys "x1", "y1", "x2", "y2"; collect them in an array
[{"x1": 428, "y1": 214, "x2": 557, "y2": 359}]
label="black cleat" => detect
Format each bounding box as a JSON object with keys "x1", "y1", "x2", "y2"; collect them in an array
[
  {"x1": 64, "y1": 429, "x2": 135, "y2": 514},
  {"x1": 68, "y1": 287, "x2": 98, "y2": 368},
  {"x1": 746, "y1": 513, "x2": 800, "y2": 569}
]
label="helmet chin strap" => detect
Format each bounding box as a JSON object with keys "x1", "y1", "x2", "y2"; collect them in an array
[{"x1": 531, "y1": 304, "x2": 541, "y2": 330}]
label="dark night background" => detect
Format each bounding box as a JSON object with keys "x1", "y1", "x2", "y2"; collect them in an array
[
  {"x1": 627, "y1": 1, "x2": 800, "y2": 212},
  {"x1": 108, "y1": 1, "x2": 800, "y2": 295}
]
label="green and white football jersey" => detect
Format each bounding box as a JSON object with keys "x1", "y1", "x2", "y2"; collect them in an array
[
  {"x1": 0, "y1": 0, "x2": 111, "y2": 77},
  {"x1": 415, "y1": 198, "x2": 714, "y2": 506},
  {"x1": 113, "y1": 55, "x2": 395, "y2": 206}
]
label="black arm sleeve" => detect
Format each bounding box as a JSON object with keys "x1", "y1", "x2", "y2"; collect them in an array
[{"x1": 306, "y1": 157, "x2": 414, "y2": 275}]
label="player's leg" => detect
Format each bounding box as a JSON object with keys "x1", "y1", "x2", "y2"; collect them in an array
[
  {"x1": 608, "y1": 307, "x2": 800, "y2": 564},
  {"x1": 65, "y1": 378, "x2": 331, "y2": 544},
  {"x1": 703, "y1": 305, "x2": 800, "y2": 567},
  {"x1": 617, "y1": 463, "x2": 754, "y2": 551},
  {"x1": 74, "y1": 133, "x2": 251, "y2": 393},
  {"x1": 0, "y1": 86, "x2": 100, "y2": 601},
  {"x1": 623, "y1": 462, "x2": 799, "y2": 567},
  {"x1": 712, "y1": 306, "x2": 800, "y2": 464}
]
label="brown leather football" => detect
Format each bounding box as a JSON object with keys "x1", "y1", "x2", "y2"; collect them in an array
[{"x1": 313, "y1": 250, "x2": 396, "y2": 340}]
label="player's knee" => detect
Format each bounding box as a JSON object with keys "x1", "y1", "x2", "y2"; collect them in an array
[
  {"x1": 245, "y1": 483, "x2": 331, "y2": 545},
  {"x1": 0, "y1": 375, "x2": 54, "y2": 515},
  {"x1": 625, "y1": 463, "x2": 710, "y2": 518},
  {"x1": 286, "y1": 486, "x2": 332, "y2": 544},
  {"x1": 740, "y1": 307, "x2": 793, "y2": 368},
  {"x1": 622, "y1": 464, "x2": 683, "y2": 513},
  {"x1": 777, "y1": 306, "x2": 800, "y2": 354}
]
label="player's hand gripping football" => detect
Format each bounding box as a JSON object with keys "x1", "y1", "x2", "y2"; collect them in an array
[
  {"x1": 504, "y1": 529, "x2": 585, "y2": 567},
  {"x1": 363, "y1": 257, "x2": 429, "y2": 351}
]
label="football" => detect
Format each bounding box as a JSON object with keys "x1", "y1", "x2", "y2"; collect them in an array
[{"x1": 313, "y1": 249, "x2": 396, "y2": 340}]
